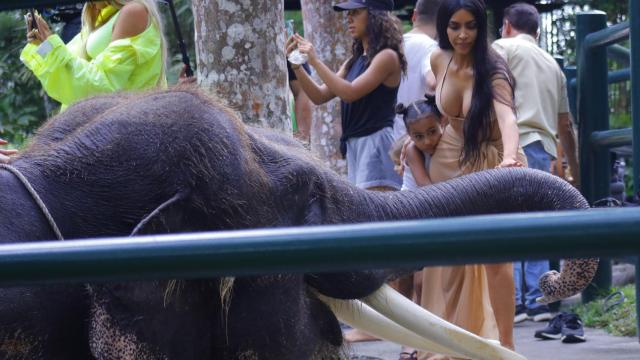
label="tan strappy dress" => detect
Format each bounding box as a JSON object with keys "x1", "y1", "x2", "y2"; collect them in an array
[{"x1": 419, "y1": 57, "x2": 527, "y2": 359}]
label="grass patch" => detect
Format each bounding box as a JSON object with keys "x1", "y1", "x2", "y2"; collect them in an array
[{"x1": 570, "y1": 285, "x2": 637, "y2": 337}]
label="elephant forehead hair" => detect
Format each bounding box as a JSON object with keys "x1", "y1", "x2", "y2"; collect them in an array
[{"x1": 17, "y1": 86, "x2": 269, "y2": 191}]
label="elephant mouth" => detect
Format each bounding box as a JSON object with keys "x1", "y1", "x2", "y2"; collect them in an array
[{"x1": 316, "y1": 285, "x2": 527, "y2": 360}]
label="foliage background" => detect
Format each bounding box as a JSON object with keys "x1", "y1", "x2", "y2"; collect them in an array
[{"x1": 0, "y1": 11, "x2": 47, "y2": 146}]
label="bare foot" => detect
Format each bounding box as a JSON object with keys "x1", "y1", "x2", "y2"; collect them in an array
[{"x1": 343, "y1": 328, "x2": 380, "y2": 343}]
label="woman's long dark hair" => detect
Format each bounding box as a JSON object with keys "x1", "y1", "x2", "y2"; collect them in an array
[
  {"x1": 345, "y1": 9, "x2": 407, "y2": 75},
  {"x1": 436, "y1": 0, "x2": 515, "y2": 168}
]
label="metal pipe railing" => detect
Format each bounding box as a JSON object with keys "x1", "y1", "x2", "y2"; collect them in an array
[
  {"x1": 631, "y1": 0, "x2": 640, "y2": 202},
  {"x1": 608, "y1": 44, "x2": 631, "y2": 66},
  {"x1": 576, "y1": 11, "x2": 632, "y2": 303},
  {"x1": 0, "y1": 208, "x2": 638, "y2": 287},
  {"x1": 570, "y1": 68, "x2": 630, "y2": 89},
  {"x1": 590, "y1": 128, "x2": 632, "y2": 149},
  {"x1": 584, "y1": 20, "x2": 630, "y2": 51},
  {"x1": 628, "y1": 0, "x2": 640, "y2": 340}
]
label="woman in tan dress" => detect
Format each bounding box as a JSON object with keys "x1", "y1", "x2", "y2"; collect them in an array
[{"x1": 419, "y1": 0, "x2": 526, "y2": 358}]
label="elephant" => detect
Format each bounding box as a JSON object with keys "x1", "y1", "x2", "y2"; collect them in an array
[{"x1": 0, "y1": 88, "x2": 597, "y2": 359}]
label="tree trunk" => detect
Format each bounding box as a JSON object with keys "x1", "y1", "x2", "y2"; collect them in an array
[
  {"x1": 300, "y1": 0, "x2": 349, "y2": 175},
  {"x1": 191, "y1": 0, "x2": 290, "y2": 132}
]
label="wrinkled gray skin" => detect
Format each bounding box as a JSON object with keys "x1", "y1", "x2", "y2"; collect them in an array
[{"x1": 0, "y1": 88, "x2": 596, "y2": 359}]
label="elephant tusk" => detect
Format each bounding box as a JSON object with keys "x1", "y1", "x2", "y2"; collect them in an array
[
  {"x1": 316, "y1": 292, "x2": 467, "y2": 358},
  {"x1": 362, "y1": 285, "x2": 527, "y2": 360}
]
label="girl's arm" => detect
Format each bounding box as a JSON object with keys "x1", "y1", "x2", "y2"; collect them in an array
[
  {"x1": 294, "y1": 34, "x2": 400, "y2": 103},
  {"x1": 285, "y1": 36, "x2": 340, "y2": 105},
  {"x1": 406, "y1": 143, "x2": 432, "y2": 187},
  {"x1": 493, "y1": 78, "x2": 523, "y2": 168}
]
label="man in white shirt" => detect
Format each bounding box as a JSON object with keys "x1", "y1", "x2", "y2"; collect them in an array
[
  {"x1": 392, "y1": 0, "x2": 440, "y2": 141},
  {"x1": 493, "y1": 2, "x2": 580, "y2": 324}
]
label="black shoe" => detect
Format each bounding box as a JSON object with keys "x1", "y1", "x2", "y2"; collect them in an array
[
  {"x1": 527, "y1": 305, "x2": 553, "y2": 322},
  {"x1": 514, "y1": 304, "x2": 528, "y2": 323},
  {"x1": 561, "y1": 313, "x2": 586, "y2": 343},
  {"x1": 534, "y1": 312, "x2": 564, "y2": 340}
]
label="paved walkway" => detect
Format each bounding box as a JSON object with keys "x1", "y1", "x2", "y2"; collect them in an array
[{"x1": 348, "y1": 319, "x2": 640, "y2": 359}]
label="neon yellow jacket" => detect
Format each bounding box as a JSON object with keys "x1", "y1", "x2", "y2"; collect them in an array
[{"x1": 21, "y1": 15, "x2": 165, "y2": 111}]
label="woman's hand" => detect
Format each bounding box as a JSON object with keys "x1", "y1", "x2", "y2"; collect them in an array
[
  {"x1": 178, "y1": 64, "x2": 196, "y2": 84},
  {"x1": 284, "y1": 35, "x2": 301, "y2": 70},
  {"x1": 26, "y1": 13, "x2": 52, "y2": 45},
  {"x1": 496, "y1": 157, "x2": 524, "y2": 169},
  {"x1": 293, "y1": 34, "x2": 318, "y2": 65},
  {"x1": 285, "y1": 35, "x2": 296, "y2": 56},
  {"x1": 0, "y1": 139, "x2": 17, "y2": 164}
]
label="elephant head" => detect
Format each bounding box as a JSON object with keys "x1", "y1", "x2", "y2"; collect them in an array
[{"x1": 0, "y1": 88, "x2": 596, "y2": 359}]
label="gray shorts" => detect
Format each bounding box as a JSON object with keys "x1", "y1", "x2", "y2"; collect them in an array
[{"x1": 346, "y1": 127, "x2": 402, "y2": 189}]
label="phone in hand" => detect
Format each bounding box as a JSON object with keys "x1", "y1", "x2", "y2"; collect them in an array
[
  {"x1": 28, "y1": 8, "x2": 39, "y2": 32},
  {"x1": 286, "y1": 19, "x2": 295, "y2": 38}
]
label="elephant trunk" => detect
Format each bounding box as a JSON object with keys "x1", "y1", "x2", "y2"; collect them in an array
[{"x1": 322, "y1": 167, "x2": 597, "y2": 302}]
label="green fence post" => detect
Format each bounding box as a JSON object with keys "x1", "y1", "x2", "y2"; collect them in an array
[
  {"x1": 576, "y1": 11, "x2": 612, "y2": 303},
  {"x1": 549, "y1": 56, "x2": 565, "y2": 313},
  {"x1": 629, "y1": 0, "x2": 640, "y2": 342},
  {"x1": 565, "y1": 66, "x2": 577, "y2": 121},
  {"x1": 631, "y1": 0, "x2": 640, "y2": 198}
]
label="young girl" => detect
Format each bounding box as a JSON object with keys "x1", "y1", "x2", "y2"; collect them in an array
[{"x1": 397, "y1": 96, "x2": 443, "y2": 191}]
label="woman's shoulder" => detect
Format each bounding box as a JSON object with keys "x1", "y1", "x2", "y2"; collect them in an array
[
  {"x1": 429, "y1": 48, "x2": 450, "y2": 72},
  {"x1": 370, "y1": 48, "x2": 401, "y2": 70},
  {"x1": 372, "y1": 48, "x2": 400, "y2": 62},
  {"x1": 113, "y1": 2, "x2": 150, "y2": 40},
  {"x1": 119, "y1": 2, "x2": 149, "y2": 18},
  {"x1": 430, "y1": 48, "x2": 450, "y2": 61}
]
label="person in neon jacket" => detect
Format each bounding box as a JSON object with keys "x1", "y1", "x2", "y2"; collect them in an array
[{"x1": 21, "y1": 1, "x2": 168, "y2": 112}]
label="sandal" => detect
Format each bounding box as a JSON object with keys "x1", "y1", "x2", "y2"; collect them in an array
[{"x1": 399, "y1": 350, "x2": 418, "y2": 360}]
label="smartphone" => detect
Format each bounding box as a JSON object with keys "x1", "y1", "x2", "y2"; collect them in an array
[
  {"x1": 286, "y1": 19, "x2": 295, "y2": 38},
  {"x1": 28, "y1": 8, "x2": 38, "y2": 32}
]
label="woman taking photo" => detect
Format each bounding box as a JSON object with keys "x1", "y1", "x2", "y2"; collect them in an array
[
  {"x1": 21, "y1": 0, "x2": 167, "y2": 111},
  {"x1": 285, "y1": 0, "x2": 405, "y2": 191},
  {"x1": 420, "y1": 0, "x2": 526, "y2": 355}
]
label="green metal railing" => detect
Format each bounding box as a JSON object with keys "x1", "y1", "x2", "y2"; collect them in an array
[
  {"x1": 0, "y1": 208, "x2": 639, "y2": 286},
  {"x1": 575, "y1": 2, "x2": 639, "y2": 336},
  {"x1": 630, "y1": 0, "x2": 640, "y2": 340}
]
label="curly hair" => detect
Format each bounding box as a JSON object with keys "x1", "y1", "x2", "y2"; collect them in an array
[{"x1": 345, "y1": 9, "x2": 407, "y2": 75}]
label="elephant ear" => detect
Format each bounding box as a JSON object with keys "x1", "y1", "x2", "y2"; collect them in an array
[{"x1": 536, "y1": 258, "x2": 599, "y2": 304}]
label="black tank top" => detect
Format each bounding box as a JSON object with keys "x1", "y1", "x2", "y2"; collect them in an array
[{"x1": 340, "y1": 54, "x2": 398, "y2": 157}]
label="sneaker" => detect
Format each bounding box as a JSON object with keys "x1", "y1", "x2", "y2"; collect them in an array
[
  {"x1": 527, "y1": 305, "x2": 553, "y2": 322},
  {"x1": 561, "y1": 313, "x2": 586, "y2": 343},
  {"x1": 534, "y1": 313, "x2": 564, "y2": 340},
  {"x1": 514, "y1": 304, "x2": 528, "y2": 323}
]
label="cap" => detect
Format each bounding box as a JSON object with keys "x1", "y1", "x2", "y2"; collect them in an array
[{"x1": 333, "y1": 0, "x2": 394, "y2": 12}]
